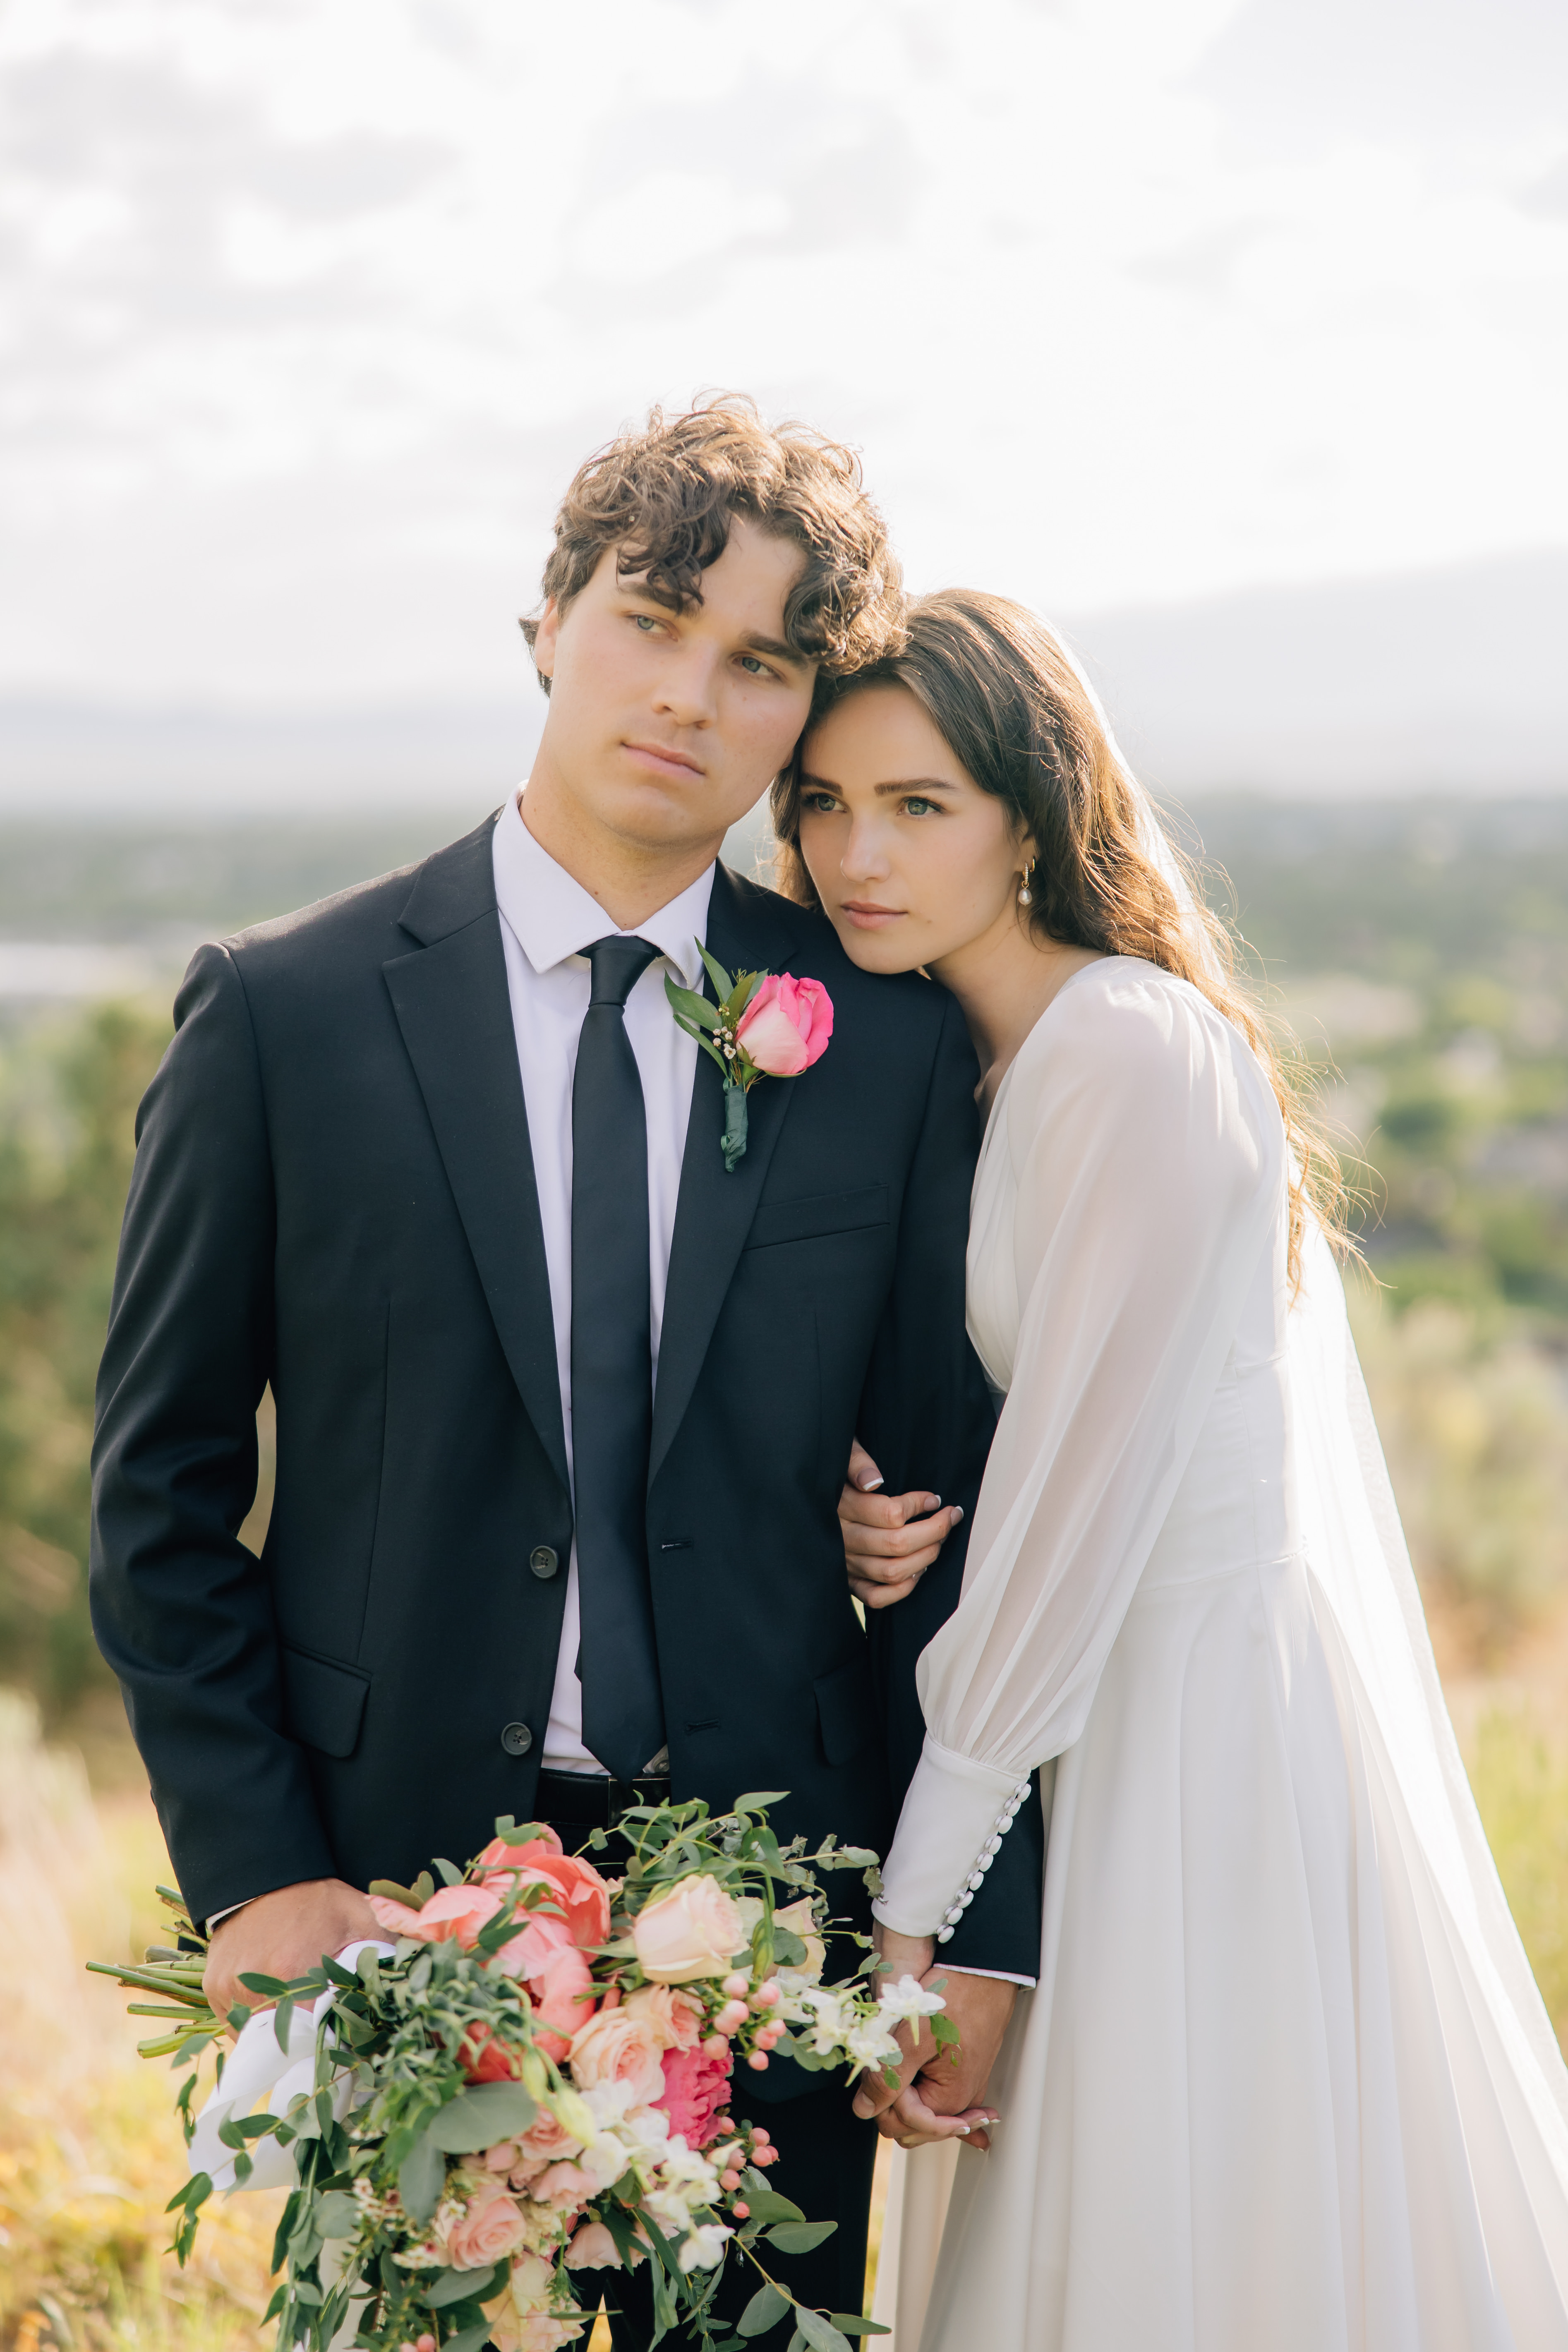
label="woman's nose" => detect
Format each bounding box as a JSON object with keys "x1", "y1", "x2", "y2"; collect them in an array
[{"x1": 840, "y1": 820, "x2": 892, "y2": 883}]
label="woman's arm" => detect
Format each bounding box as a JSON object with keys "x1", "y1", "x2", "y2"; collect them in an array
[{"x1": 876, "y1": 967, "x2": 1286, "y2": 1940}]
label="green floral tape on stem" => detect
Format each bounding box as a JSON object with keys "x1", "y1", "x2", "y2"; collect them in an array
[{"x1": 722, "y1": 1081, "x2": 749, "y2": 1172}]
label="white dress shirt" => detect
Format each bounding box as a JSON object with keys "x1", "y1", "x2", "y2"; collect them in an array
[{"x1": 492, "y1": 787, "x2": 714, "y2": 1773}]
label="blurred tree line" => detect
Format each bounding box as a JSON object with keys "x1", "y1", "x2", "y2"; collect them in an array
[{"x1": 0, "y1": 1005, "x2": 170, "y2": 1719}]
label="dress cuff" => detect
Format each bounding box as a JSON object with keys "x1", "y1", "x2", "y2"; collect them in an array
[{"x1": 873, "y1": 1736, "x2": 1034, "y2": 1940}]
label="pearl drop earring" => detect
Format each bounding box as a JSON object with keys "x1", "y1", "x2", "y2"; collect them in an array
[{"x1": 1018, "y1": 857, "x2": 1036, "y2": 908}]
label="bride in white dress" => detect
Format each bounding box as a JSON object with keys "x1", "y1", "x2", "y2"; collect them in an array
[{"x1": 774, "y1": 590, "x2": 1568, "y2": 2351}]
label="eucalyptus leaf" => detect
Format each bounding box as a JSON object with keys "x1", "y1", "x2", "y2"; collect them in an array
[
  {"x1": 731, "y1": 1792, "x2": 790, "y2": 1815},
  {"x1": 313, "y1": 2191, "x2": 358, "y2": 2239},
  {"x1": 426, "y1": 2265, "x2": 493, "y2": 2309},
  {"x1": 767, "y1": 2221, "x2": 838, "y2": 2255},
  {"x1": 827, "y1": 2320, "x2": 890, "y2": 2337},
  {"x1": 425, "y1": 2081, "x2": 537, "y2": 2151},
  {"x1": 366, "y1": 1878, "x2": 420, "y2": 1906},
  {"x1": 397, "y1": 2131, "x2": 445, "y2": 2226},
  {"x1": 439, "y1": 2326, "x2": 493, "y2": 2352},
  {"x1": 738, "y1": 2282, "x2": 792, "y2": 2337},
  {"x1": 736, "y1": 2187, "x2": 806, "y2": 2226},
  {"x1": 432, "y1": 1856, "x2": 462, "y2": 1888},
  {"x1": 793, "y1": 2314, "x2": 851, "y2": 2352}
]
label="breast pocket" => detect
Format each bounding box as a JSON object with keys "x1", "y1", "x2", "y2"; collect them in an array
[{"x1": 744, "y1": 1185, "x2": 887, "y2": 1252}]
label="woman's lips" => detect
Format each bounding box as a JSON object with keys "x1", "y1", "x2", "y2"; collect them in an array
[
  {"x1": 840, "y1": 900, "x2": 906, "y2": 930},
  {"x1": 622, "y1": 738, "x2": 705, "y2": 778}
]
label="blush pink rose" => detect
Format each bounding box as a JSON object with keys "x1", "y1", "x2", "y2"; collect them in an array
[
  {"x1": 564, "y1": 2220, "x2": 622, "y2": 2270},
  {"x1": 655, "y1": 2041, "x2": 733, "y2": 2149},
  {"x1": 532, "y1": 2159, "x2": 595, "y2": 2211},
  {"x1": 622, "y1": 1983, "x2": 703, "y2": 2051},
  {"x1": 736, "y1": 973, "x2": 833, "y2": 1077},
  {"x1": 515, "y1": 2105, "x2": 582, "y2": 2165},
  {"x1": 368, "y1": 1882, "x2": 503, "y2": 1949},
  {"x1": 631, "y1": 1875, "x2": 746, "y2": 1985},
  {"x1": 568, "y1": 2009, "x2": 666, "y2": 2105},
  {"x1": 440, "y1": 2182, "x2": 530, "y2": 2270}
]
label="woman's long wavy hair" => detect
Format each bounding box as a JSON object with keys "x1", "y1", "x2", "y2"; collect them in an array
[{"x1": 771, "y1": 589, "x2": 1344, "y2": 1290}]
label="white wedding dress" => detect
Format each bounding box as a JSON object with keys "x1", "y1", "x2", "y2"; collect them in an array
[{"x1": 873, "y1": 954, "x2": 1568, "y2": 2352}]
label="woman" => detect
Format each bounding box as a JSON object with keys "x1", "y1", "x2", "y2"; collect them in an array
[{"x1": 774, "y1": 592, "x2": 1568, "y2": 2351}]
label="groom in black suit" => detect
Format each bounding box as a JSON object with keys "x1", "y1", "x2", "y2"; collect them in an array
[{"x1": 90, "y1": 399, "x2": 1042, "y2": 2338}]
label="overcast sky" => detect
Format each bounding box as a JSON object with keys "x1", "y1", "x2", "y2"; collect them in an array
[{"x1": 2, "y1": 0, "x2": 1566, "y2": 716}]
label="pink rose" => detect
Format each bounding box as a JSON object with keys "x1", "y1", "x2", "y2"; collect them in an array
[
  {"x1": 655, "y1": 2040, "x2": 733, "y2": 2150},
  {"x1": 736, "y1": 973, "x2": 833, "y2": 1078},
  {"x1": 568, "y1": 2009, "x2": 666, "y2": 2105},
  {"x1": 515, "y1": 2105, "x2": 582, "y2": 2165},
  {"x1": 532, "y1": 2159, "x2": 596, "y2": 2211},
  {"x1": 622, "y1": 1984, "x2": 704, "y2": 2051},
  {"x1": 368, "y1": 1882, "x2": 503, "y2": 1949},
  {"x1": 564, "y1": 2220, "x2": 623, "y2": 2270},
  {"x1": 631, "y1": 1875, "x2": 747, "y2": 1985},
  {"x1": 440, "y1": 2181, "x2": 530, "y2": 2270}
]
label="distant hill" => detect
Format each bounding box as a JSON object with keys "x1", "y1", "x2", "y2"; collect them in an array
[{"x1": 1, "y1": 547, "x2": 1565, "y2": 812}]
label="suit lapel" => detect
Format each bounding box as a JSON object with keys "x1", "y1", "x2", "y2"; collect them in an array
[
  {"x1": 650, "y1": 863, "x2": 799, "y2": 1484},
  {"x1": 382, "y1": 820, "x2": 571, "y2": 1498}
]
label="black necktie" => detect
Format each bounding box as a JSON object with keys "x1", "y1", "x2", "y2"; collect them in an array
[{"x1": 571, "y1": 935, "x2": 665, "y2": 1779}]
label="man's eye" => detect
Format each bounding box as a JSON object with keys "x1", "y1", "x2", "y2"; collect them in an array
[
  {"x1": 738, "y1": 655, "x2": 771, "y2": 676},
  {"x1": 633, "y1": 614, "x2": 660, "y2": 632}
]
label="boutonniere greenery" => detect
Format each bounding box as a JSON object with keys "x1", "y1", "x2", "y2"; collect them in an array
[{"x1": 666, "y1": 943, "x2": 834, "y2": 1172}]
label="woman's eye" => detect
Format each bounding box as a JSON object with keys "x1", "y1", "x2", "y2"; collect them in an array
[
  {"x1": 903, "y1": 796, "x2": 940, "y2": 816},
  {"x1": 803, "y1": 792, "x2": 841, "y2": 815}
]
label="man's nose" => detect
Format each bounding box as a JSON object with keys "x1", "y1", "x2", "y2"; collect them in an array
[{"x1": 651, "y1": 642, "x2": 719, "y2": 729}]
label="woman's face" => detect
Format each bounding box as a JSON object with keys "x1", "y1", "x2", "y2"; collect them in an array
[{"x1": 796, "y1": 683, "x2": 1030, "y2": 976}]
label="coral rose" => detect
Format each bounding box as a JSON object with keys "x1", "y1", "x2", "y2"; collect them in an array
[
  {"x1": 368, "y1": 1882, "x2": 503, "y2": 1949},
  {"x1": 527, "y1": 1940, "x2": 597, "y2": 2057},
  {"x1": 736, "y1": 973, "x2": 833, "y2": 1077},
  {"x1": 479, "y1": 1838, "x2": 612, "y2": 1952},
  {"x1": 632, "y1": 1876, "x2": 746, "y2": 1984},
  {"x1": 622, "y1": 1984, "x2": 703, "y2": 2051},
  {"x1": 460, "y1": 2022, "x2": 526, "y2": 2083},
  {"x1": 568, "y1": 2009, "x2": 666, "y2": 2105},
  {"x1": 655, "y1": 2040, "x2": 733, "y2": 2149},
  {"x1": 440, "y1": 2181, "x2": 530, "y2": 2270}
]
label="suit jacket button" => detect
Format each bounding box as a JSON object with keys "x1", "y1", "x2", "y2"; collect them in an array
[
  {"x1": 500, "y1": 1722, "x2": 533, "y2": 1757},
  {"x1": 529, "y1": 1545, "x2": 559, "y2": 1579}
]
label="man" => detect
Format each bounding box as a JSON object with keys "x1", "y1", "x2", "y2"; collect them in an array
[{"x1": 91, "y1": 398, "x2": 1042, "y2": 2338}]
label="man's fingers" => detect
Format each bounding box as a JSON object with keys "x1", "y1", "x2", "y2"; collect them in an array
[{"x1": 849, "y1": 1571, "x2": 925, "y2": 1611}]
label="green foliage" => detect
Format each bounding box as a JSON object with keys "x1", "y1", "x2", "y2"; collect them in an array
[
  {"x1": 0, "y1": 1002, "x2": 170, "y2": 1717},
  {"x1": 1469, "y1": 1709, "x2": 1568, "y2": 2054}
]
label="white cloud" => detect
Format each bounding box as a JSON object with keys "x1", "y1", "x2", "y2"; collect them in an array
[{"x1": 0, "y1": 0, "x2": 1563, "y2": 705}]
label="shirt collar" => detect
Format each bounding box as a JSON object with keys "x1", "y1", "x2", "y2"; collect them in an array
[{"x1": 493, "y1": 788, "x2": 714, "y2": 990}]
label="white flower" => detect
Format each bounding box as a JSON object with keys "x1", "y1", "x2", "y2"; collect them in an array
[
  {"x1": 677, "y1": 2222, "x2": 733, "y2": 2274},
  {"x1": 876, "y1": 1974, "x2": 947, "y2": 2025},
  {"x1": 844, "y1": 2017, "x2": 901, "y2": 2071}
]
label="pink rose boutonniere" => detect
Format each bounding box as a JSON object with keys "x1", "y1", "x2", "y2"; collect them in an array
[{"x1": 666, "y1": 944, "x2": 833, "y2": 1171}]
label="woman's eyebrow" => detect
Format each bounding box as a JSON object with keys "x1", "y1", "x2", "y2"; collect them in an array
[{"x1": 873, "y1": 776, "x2": 961, "y2": 795}]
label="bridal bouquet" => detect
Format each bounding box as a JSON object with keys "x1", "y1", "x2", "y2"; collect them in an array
[{"x1": 91, "y1": 1792, "x2": 950, "y2": 2352}]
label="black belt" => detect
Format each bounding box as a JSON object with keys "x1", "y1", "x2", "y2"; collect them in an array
[{"x1": 536, "y1": 1769, "x2": 672, "y2": 1830}]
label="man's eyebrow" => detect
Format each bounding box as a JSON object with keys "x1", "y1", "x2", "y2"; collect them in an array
[{"x1": 741, "y1": 632, "x2": 809, "y2": 668}]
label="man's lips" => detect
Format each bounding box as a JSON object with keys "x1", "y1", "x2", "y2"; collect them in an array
[
  {"x1": 622, "y1": 738, "x2": 705, "y2": 778},
  {"x1": 840, "y1": 900, "x2": 907, "y2": 928}
]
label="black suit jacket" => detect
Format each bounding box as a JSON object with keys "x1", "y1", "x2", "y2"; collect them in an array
[{"x1": 90, "y1": 818, "x2": 1042, "y2": 1977}]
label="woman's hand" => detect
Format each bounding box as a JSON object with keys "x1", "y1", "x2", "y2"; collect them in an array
[
  {"x1": 851, "y1": 1924, "x2": 1000, "y2": 2151},
  {"x1": 839, "y1": 1440, "x2": 964, "y2": 1610}
]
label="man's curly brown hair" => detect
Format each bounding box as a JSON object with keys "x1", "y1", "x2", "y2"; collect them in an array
[{"x1": 519, "y1": 395, "x2": 904, "y2": 704}]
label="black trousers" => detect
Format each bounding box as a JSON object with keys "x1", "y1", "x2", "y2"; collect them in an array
[{"x1": 535, "y1": 1784, "x2": 880, "y2": 2348}]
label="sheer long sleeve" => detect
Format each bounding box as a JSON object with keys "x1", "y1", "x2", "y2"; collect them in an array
[{"x1": 875, "y1": 961, "x2": 1286, "y2": 1939}]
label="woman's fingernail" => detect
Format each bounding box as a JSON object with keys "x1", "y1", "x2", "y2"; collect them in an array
[
  {"x1": 861, "y1": 1475, "x2": 884, "y2": 1491},
  {"x1": 951, "y1": 1505, "x2": 964, "y2": 1522},
  {"x1": 957, "y1": 2122, "x2": 971, "y2": 2134}
]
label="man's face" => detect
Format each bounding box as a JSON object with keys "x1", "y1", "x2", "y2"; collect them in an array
[{"x1": 530, "y1": 518, "x2": 818, "y2": 856}]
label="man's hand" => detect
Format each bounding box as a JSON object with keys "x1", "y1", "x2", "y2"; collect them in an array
[
  {"x1": 840, "y1": 1441, "x2": 964, "y2": 1611},
  {"x1": 850, "y1": 1927, "x2": 1010, "y2": 2152},
  {"x1": 203, "y1": 1877, "x2": 380, "y2": 2032}
]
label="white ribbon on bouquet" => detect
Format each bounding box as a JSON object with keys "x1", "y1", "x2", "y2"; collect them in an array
[{"x1": 187, "y1": 1940, "x2": 396, "y2": 2193}]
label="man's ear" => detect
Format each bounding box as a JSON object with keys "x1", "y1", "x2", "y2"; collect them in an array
[{"x1": 531, "y1": 595, "x2": 561, "y2": 681}]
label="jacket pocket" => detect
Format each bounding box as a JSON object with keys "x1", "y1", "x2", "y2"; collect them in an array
[
  {"x1": 814, "y1": 1654, "x2": 874, "y2": 1768},
  {"x1": 745, "y1": 1185, "x2": 887, "y2": 1252},
  {"x1": 282, "y1": 1644, "x2": 371, "y2": 1760}
]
